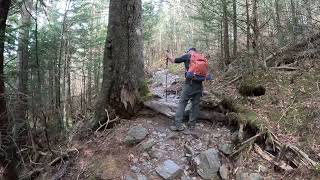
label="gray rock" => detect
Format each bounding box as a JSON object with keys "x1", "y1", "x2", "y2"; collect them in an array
[
  {"x1": 258, "y1": 165, "x2": 268, "y2": 173},
  {"x1": 219, "y1": 164, "x2": 229, "y2": 180},
  {"x1": 236, "y1": 172, "x2": 249, "y2": 180},
  {"x1": 231, "y1": 131, "x2": 239, "y2": 143},
  {"x1": 236, "y1": 171, "x2": 263, "y2": 180},
  {"x1": 137, "y1": 174, "x2": 148, "y2": 180},
  {"x1": 131, "y1": 166, "x2": 141, "y2": 173},
  {"x1": 124, "y1": 125, "x2": 148, "y2": 145},
  {"x1": 194, "y1": 148, "x2": 221, "y2": 179},
  {"x1": 249, "y1": 173, "x2": 263, "y2": 180},
  {"x1": 156, "y1": 160, "x2": 183, "y2": 179},
  {"x1": 181, "y1": 175, "x2": 192, "y2": 180},
  {"x1": 141, "y1": 138, "x2": 157, "y2": 151},
  {"x1": 149, "y1": 148, "x2": 167, "y2": 159},
  {"x1": 125, "y1": 175, "x2": 135, "y2": 180},
  {"x1": 219, "y1": 144, "x2": 233, "y2": 155}
]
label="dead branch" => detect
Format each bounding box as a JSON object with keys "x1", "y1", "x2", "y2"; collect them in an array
[
  {"x1": 231, "y1": 132, "x2": 264, "y2": 156},
  {"x1": 49, "y1": 148, "x2": 79, "y2": 166},
  {"x1": 95, "y1": 116, "x2": 120, "y2": 133},
  {"x1": 238, "y1": 123, "x2": 244, "y2": 143},
  {"x1": 270, "y1": 66, "x2": 299, "y2": 71},
  {"x1": 228, "y1": 76, "x2": 242, "y2": 85},
  {"x1": 253, "y1": 144, "x2": 294, "y2": 171}
]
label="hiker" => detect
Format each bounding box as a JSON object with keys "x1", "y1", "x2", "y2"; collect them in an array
[{"x1": 165, "y1": 48, "x2": 211, "y2": 131}]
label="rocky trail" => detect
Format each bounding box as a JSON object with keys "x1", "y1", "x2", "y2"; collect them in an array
[{"x1": 42, "y1": 70, "x2": 318, "y2": 180}]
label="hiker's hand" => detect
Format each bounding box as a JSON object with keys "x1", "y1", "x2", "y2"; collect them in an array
[{"x1": 165, "y1": 52, "x2": 174, "y2": 63}]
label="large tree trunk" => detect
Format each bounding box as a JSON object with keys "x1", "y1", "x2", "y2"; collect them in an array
[
  {"x1": 15, "y1": 0, "x2": 32, "y2": 141},
  {"x1": 96, "y1": 0, "x2": 144, "y2": 122},
  {"x1": 0, "y1": 0, "x2": 19, "y2": 179}
]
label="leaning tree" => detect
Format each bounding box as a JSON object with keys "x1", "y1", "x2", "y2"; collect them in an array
[{"x1": 95, "y1": 0, "x2": 144, "y2": 123}]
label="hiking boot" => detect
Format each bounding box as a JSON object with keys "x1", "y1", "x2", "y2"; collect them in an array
[{"x1": 169, "y1": 125, "x2": 184, "y2": 131}]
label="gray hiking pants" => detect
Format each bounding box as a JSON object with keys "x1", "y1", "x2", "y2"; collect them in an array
[{"x1": 175, "y1": 80, "x2": 203, "y2": 127}]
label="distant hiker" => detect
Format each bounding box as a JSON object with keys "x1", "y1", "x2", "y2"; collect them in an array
[{"x1": 165, "y1": 48, "x2": 212, "y2": 131}]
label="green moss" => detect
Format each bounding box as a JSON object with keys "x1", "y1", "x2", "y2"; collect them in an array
[{"x1": 139, "y1": 80, "x2": 152, "y2": 102}]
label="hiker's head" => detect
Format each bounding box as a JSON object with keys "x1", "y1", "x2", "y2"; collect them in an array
[{"x1": 186, "y1": 47, "x2": 196, "y2": 54}]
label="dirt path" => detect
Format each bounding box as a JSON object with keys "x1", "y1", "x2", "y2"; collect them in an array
[{"x1": 51, "y1": 70, "x2": 290, "y2": 180}]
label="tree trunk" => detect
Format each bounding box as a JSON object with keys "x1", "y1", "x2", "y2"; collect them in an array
[
  {"x1": 246, "y1": 0, "x2": 250, "y2": 51},
  {"x1": 252, "y1": 0, "x2": 259, "y2": 59},
  {"x1": 290, "y1": 0, "x2": 297, "y2": 44},
  {"x1": 0, "y1": 0, "x2": 19, "y2": 179},
  {"x1": 96, "y1": 0, "x2": 144, "y2": 122},
  {"x1": 305, "y1": 0, "x2": 312, "y2": 32},
  {"x1": 232, "y1": 0, "x2": 237, "y2": 58},
  {"x1": 15, "y1": 0, "x2": 32, "y2": 141},
  {"x1": 222, "y1": 0, "x2": 230, "y2": 65},
  {"x1": 87, "y1": 48, "x2": 92, "y2": 108},
  {"x1": 275, "y1": 0, "x2": 285, "y2": 47},
  {"x1": 56, "y1": 0, "x2": 70, "y2": 130}
]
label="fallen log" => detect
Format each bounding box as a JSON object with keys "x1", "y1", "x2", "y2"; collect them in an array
[{"x1": 144, "y1": 100, "x2": 227, "y2": 122}]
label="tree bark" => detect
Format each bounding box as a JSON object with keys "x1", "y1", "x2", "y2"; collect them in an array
[
  {"x1": 0, "y1": 0, "x2": 19, "y2": 179},
  {"x1": 222, "y1": 0, "x2": 230, "y2": 65},
  {"x1": 275, "y1": 0, "x2": 285, "y2": 47},
  {"x1": 245, "y1": 0, "x2": 250, "y2": 51},
  {"x1": 15, "y1": 0, "x2": 32, "y2": 141},
  {"x1": 96, "y1": 0, "x2": 144, "y2": 122},
  {"x1": 252, "y1": 0, "x2": 259, "y2": 59},
  {"x1": 290, "y1": 0, "x2": 297, "y2": 44},
  {"x1": 232, "y1": 0, "x2": 237, "y2": 58}
]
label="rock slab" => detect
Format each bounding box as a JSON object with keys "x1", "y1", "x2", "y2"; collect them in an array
[
  {"x1": 141, "y1": 138, "x2": 157, "y2": 151},
  {"x1": 219, "y1": 164, "x2": 229, "y2": 180},
  {"x1": 137, "y1": 174, "x2": 148, "y2": 180},
  {"x1": 219, "y1": 144, "x2": 233, "y2": 155},
  {"x1": 124, "y1": 125, "x2": 148, "y2": 145},
  {"x1": 156, "y1": 160, "x2": 183, "y2": 179},
  {"x1": 194, "y1": 148, "x2": 221, "y2": 179}
]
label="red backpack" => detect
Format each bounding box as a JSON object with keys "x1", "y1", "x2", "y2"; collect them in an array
[{"x1": 186, "y1": 51, "x2": 209, "y2": 81}]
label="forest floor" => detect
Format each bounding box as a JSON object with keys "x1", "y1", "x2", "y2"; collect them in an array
[{"x1": 38, "y1": 65, "x2": 320, "y2": 179}]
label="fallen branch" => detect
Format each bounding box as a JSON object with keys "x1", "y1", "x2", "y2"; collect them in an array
[
  {"x1": 230, "y1": 132, "x2": 263, "y2": 157},
  {"x1": 253, "y1": 144, "x2": 294, "y2": 171},
  {"x1": 270, "y1": 66, "x2": 299, "y2": 71},
  {"x1": 228, "y1": 76, "x2": 242, "y2": 85},
  {"x1": 95, "y1": 116, "x2": 120, "y2": 133}
]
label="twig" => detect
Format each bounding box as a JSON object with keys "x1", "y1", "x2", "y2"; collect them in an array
[
  {"x1": 278, "y1": 93, "x2": 298, "y2": 123},
  {"x1": 270, "y1": 66, "x2": 299, "y2": 71},
  {"x1": 317, "y1": 81, "x2": 319, "y2": 92},
  {"x1": 95, "y1": 116, "x2": 120, "y2": 133},
  {"x1": 228, "y1": 76, "x2": 242, "y2": 85}
]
